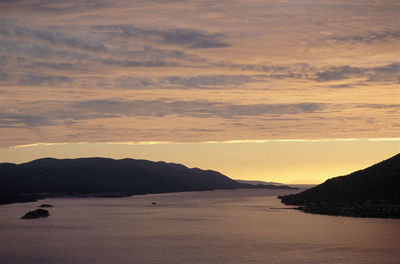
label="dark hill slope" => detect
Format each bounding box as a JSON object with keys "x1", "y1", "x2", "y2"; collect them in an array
[
  {"x1": 279, "y1": 153, "x2": 400, "y2": 218},
  {"x1": 0, "y1": 157, "x2": 294, "y2": 204}
]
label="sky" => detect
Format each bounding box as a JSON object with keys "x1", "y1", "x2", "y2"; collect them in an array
[{"x1": 0, "y1": 0, "x2": 399, "y2": 183}]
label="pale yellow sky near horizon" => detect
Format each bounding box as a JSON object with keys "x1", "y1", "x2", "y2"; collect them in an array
[
  {"x1": 0, "y1": 0, "x2": 399, "y2": 183},
  {"x1": 1, "y1": 139, "x2": 399, "y2": 184}
]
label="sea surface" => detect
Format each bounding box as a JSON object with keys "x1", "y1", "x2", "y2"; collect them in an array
[{"x1": 1, "y1": 188, "x2": 400, "y2": 264}]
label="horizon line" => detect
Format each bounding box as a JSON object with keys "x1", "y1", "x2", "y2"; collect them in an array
[{"x1": 8, "y1": 137, "x2": 400, "y2": 149}]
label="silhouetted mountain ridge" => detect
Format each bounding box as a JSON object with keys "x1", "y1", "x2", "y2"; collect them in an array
[
  {"x1": 0, "y1": 157, "x2": 295, "y2": 204},
  {"x1": 280, "y1": 153, "x2": 400, "y2": 218}
]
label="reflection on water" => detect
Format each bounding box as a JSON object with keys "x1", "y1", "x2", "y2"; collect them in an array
[{"x1": 1, "y1": 189, "x2": 400, "y2": 264}]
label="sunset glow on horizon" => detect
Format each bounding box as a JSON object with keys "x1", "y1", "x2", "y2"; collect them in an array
[
  {"x1": 1, "y1": 139, "x2": 399, "y2": 184},
  {"x1": 0, "y1": 0, "x2": 399, "y2": 183}
]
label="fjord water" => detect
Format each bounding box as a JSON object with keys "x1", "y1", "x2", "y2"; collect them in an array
[{"x1": 1, "y1": 189, "x2": 400, "y2": 264}]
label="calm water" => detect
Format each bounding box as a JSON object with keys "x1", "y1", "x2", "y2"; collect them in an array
[{"x1": 1, "y1": 189, "x2": 400, "y2": 264}]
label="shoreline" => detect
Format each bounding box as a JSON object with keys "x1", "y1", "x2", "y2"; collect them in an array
[
  {"x1": 279, "y1": 198, "x2": 400, "y2": 219},
  {"x1": 1, "y1": 185, "x2": 297, "y2": 205}
]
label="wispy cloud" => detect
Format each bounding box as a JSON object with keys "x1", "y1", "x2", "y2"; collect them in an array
[
  {"x1": 0, "y1": 0, "x2": 398, "y2": 147},
  {"x1": 0, "y1": 0, "x2": 111, "y2": 14},
  {"x1": 160, "y1": 74, "x2": 265, "y2": 89},
  {"x1": 0, "y1": 99, "x2": 324, "y2": 128},
  {"x1": 332, "y1": 30, "x2": 400, "y2": 44},
  {"x1": 102, "y1": 58, "x2": 179, "y2": 68},
  {"x1": 9, "y1": 137, "x2": 400, "y2": 149},
  {"x1": 0, "y1": 112, "x2": 54, "y2": 127},
  {"x1": 72, "y1": 100, "x2": 323, "y2": 119},
  {"x1": 315, "y1": 66, "x2": 364, "y2": 82},
  {"x1": 0, "y1": 18, "x2": 106, "y2": 52},
  {"x1": 92, "y1": 24, "x2": 230, "y2": 49},
  {"x1": 18, "y1": 74, "x2": 72, "y2": 86},
  {"x1": 314, "y1": 63, "x2": 400, "y2": 83}
]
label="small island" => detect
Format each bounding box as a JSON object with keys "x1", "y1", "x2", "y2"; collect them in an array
[
  {"x1": 21, "y1": 209, "x2": 50, "y2": 219},
  {"x1": 38, "y1": 204, "x2": 54, "y2": 208}
]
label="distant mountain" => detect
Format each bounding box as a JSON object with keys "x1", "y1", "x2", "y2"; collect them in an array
[
  {"x1": 0, "y1": 157, "x2": 295, "y2": 205},
  {"x1": 235, "y1": 180, "x2": 286, "y2": 186},
  {"x1": 279, "y1": 153, "x2": 400, "y2": 218}
]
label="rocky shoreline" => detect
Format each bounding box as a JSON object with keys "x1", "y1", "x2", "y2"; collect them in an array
[
  {"x1": 290, "y1": 201, "x2": 400, "y2": 219},
  {"x1": 21, "y1": 209, "x2": 50, "y2": 219}
]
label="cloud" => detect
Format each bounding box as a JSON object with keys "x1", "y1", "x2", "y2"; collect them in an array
[
  {"x1": 0, "y1": 70, "x2": 8, "y2": 80},
  {"x1": 329, "y1": 84, "x2": 353, "y2": 89},
  {"x1": 18, "y1": 74, "x2": 72, "y2": 86},
  {"x1": 313, "y1": 62, "x2": 400, "y2": 83},
  {"x1": 25, "y1": 100, "x2": 394, "y2": 125},
  {"x1": 0, "y1": 0, "x2": 398, "y2": 147},
  {"x1": 32, "y1": 62, "x2": 79, "y2": 71},
  {"x1": 356, "y1": 104, "x2": 400, "y2": 109},
  {"x1": 316, "y1": 66, "x2": 364, "y2": 81},
  {"x1": 0, "y1": 99, "x2": 324, "y2": 128},
  {"x1": 111, "y1": 76, "x2": 156, "y2": 89},
  {"x1": 112, "y1": 46, "x2": 189, "y2": 61},
  {"x1": 72, "y1": 99, "x2": 323, "y2": 119},
  {"x1": 161, "y1": 74, "x2": 265, "y2": 89},
  {"x1": 98, "y1": 45, "x2": 203, "y2": 69},
  {"x1": 372, "y1": 62, "x2": 400, "y2": 74},
  {"x1": 370, "y1": 62, "x2": 400, "y2": 83},
  {"x1": 0, "y1": 112, "x2": 53, "y2": 127},
  {"x1": 212, "y1": 61, "x2": 310, "y2": 80},
  {"x1": 102, "y1": 58, "x2": 178, "y2": 68},
  {"x1": 92, "y1": 25, "x2": 230, "y2": 49},
  {"x1": 0, "y1": 39, "x2": 90, "y2": 61},
  {"x1": 160, "y1": 29, "x2": 230, "y2": 49},
  {"x1": 332, "y1": 30, "x2": 400, "y2": 44},
  {"x1": 0, "y1": 19, "x2": 106, "y2": 52},
  {"x1": 0, "y1": 0, "x2": 111, "y2": 14},
  {"x1": 101, "y1": 74, "x2": 270, "y2": 90}
]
